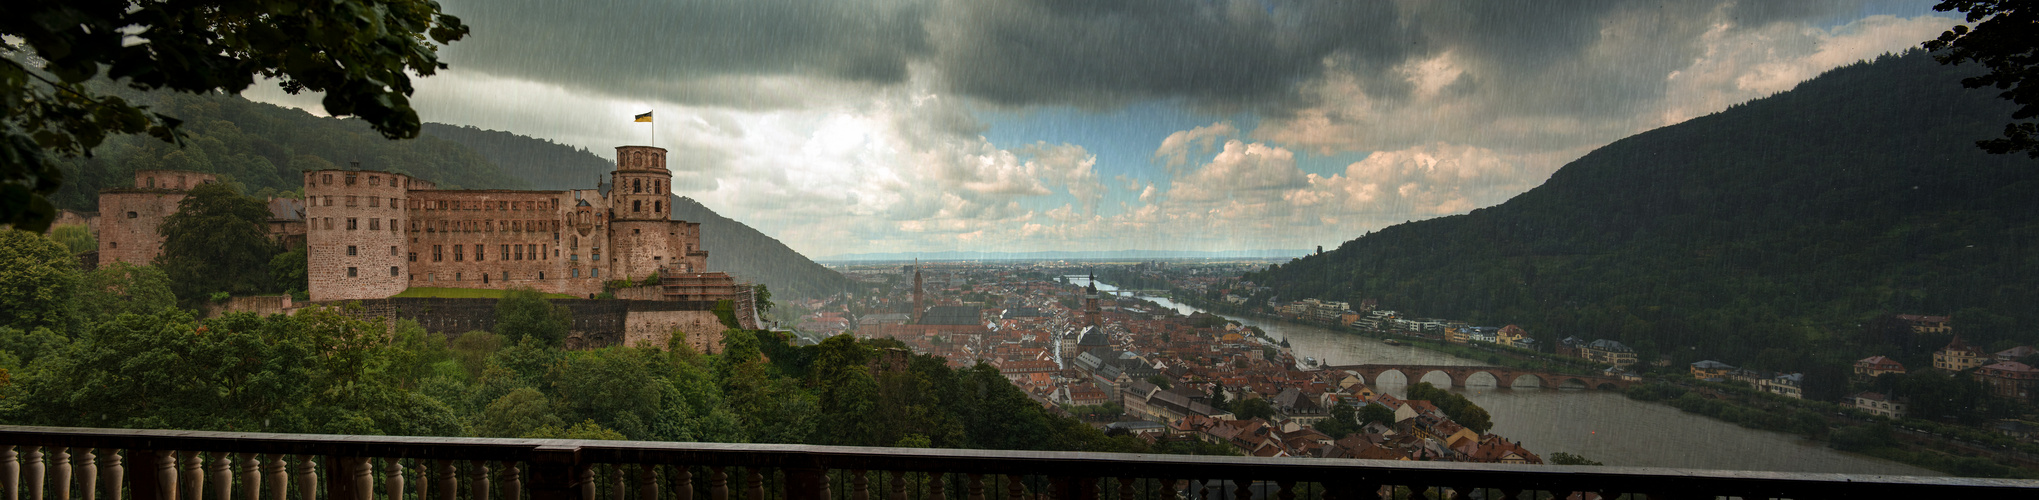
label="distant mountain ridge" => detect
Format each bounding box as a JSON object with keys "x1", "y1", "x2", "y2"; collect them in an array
[
  {"x1": 419, "y1": 125, "x2": 853, "y2": 299},
  {"x1": 1248, "y1": 50, "x2": 2039, "y2": 369},
  {"x1": 822, "y1": 249, "x2": 1311, "y2": 262}
]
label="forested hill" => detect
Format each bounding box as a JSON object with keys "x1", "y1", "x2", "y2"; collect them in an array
[
  {"x1": 1247, "y1": 50, "x2": 2039, "y2": 371},
  {"x1": 411, "y1": 124, "x2": 852, "y2": 300},
  {"x1": 420, "y1": 124, "x2": 613, "y2": 190},
  {"x1": 668, "y1": 195, "x2": 854, "y2": 299},
  {"x1": 48, "y1": 90, "x2": 522, "y2": 209}
]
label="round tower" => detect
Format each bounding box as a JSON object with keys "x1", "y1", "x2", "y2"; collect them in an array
[
  {"x1": 304, "y1": 169, "x2": 411, "y2": 301},
  {"x1": 610, "y1": 146, "x2": 677, "y2": 281}
]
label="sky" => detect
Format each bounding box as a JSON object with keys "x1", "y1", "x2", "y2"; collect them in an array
[{"x1": 248, "y1": 0, "x2": 1961, "y2": 259}]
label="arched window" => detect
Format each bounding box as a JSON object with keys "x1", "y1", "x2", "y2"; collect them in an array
[{"x1": 633, "y1": 179, "x2": 642, "y2": 193}]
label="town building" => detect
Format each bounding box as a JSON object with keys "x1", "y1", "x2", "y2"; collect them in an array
[
  {"x1": 1976, "y1": 361, "x2": 2039, "y2": 402},
  {"x1": 1994, "y1": 346, "x2": 2036, "y2": 363},
  {"x1": 1690, "y1": 360, "x2": 1735, "y2": 380},
  {"x1": 1761, "y1": 373, "x2": 1804, "y2": 399},
  {"x1": 1852, "y1": 392, "x2": 1908, "y2": 419},
  {"x1": 1853, "y1": 355, "x2": 1907, "y2": 378},
  {"x1": 1933, "y1": 336, "x2": 1988, "y2": 371},
  {"x1": 1581, "y1": 339, "x2": 1637, "y2": 367},
  {"x1": 1895, "y1": 314, "x2": 1952, "y2": 333}
]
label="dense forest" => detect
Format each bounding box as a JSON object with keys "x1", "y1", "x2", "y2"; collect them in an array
[
  {"x1": 1248, "y1": 50, "x2": 2039, "y2": 376},
  {"x1": 43, "y1": 89, "x2": 851, "y2": 299},
  {"x1": 0, "y1": 229, "x2": 1219, "y2": 454}
]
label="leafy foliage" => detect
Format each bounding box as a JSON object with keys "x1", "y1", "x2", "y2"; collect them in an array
[
  {"x1": 1, "y1": 0, "x2": 468, "y2": 230},
  {"x1": 70, "y1": 262, "x2": 175, "y2": 326},
  {"x1": 156, "y1": 183, "x2": 277, "y2": 306},
  {"x1": 1925, "y1": 0, "x2": 2039, "y2": 156},
  {"x1": 0, "y1": 229, "x2": 76, "y2": 331},
  {"x1": 1407, "y1": 382, "x2": 1493, "y2": 433},
  {"x1": 494, "y1": 288, "x2": 572, "y2": 347},
  {"x1": 1248, "y1": 51, "x2": 2039, "y2": 375}
]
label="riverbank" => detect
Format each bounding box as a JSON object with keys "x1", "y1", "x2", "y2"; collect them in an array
[{"x1": 1159, "y1": 294, "x2": 2030, "y2": 478}]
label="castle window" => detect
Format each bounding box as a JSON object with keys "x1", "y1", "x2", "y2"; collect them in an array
[
  {"x1": 127, "y1": 211, "x2": 138, "y2": 219},
  {"x1": 593, "y1": 252, "x2": 601, "y2": 262},
  {"x1": 634, "y1": 179, "x2": 642, "y2": 193},
  {"x1": 633, "y1": 229, "x2": 640, "y2": 235},
  {"x1": 502, "y1": 272, "x2": 509, "y2": 282},
  {"x1": 453, "y1": 245, "x2": 463, "y2": 261},
  {"x1": 370, "y1": 176, "x2": 380, "y2": 187},
  {"x1": 347, "y1": 267, "x2": 357, "y2": 277},
  {"x1": 323, "y1": 174, "x2": 333, "y2": 185},
  {"x1": 347, "y1": 218, "x2": 357, "y2": 230},
  {"x1": 369, "y1": 197, "x2": 379, "y2": 208},
  {"x1": 474, "y1": 244, "x2": 484, "y2": 261},
  {"x1": 147, "y1": 177, "x2": 156, "y2": 188},
  {"x1": 324, "y1": 218, "x2": 333, "y2": 230},
  {"x1": 369, "y1": 219, "x2": 380, "y2": 230},
  {"x1": 429, "y1": 273, "x2": 435, "y2": 282},
  {"x1": 346, "y1": 196, "x2": 357, "y2": 207},
  {"x1": 110, "y1": 242, "x2": 117, "y2": 249},
  {"x1": 633, "y1": 200, "x2": 642, "y2": 212},
  {"x1": 345, "y1": 174, "x2": 356, "y2": 186},
  {"x1": 591, "y1": 269, "x2": 598, "y2": 278},
  {"x1": 409, "y1": 253, "x2": 416, "y2": 262},
  {"x1": 514, "y1": 245, "x2": 523, "y2": 260},
  {"x1": 346, "y1": 245, "x2": 357, "y2": 256},
  {"x1": 654, "y1": 201, "x2": 660, "y2": 213},
  {"x1": 323, "y1": 196, "x2": 333, "y2": 207},
  {"x1": 456, "y1": 273, "x2": 462, "y2": 281},
  {"x1": 390, "y1": 219, "x2": 398, "y2": 231},
  {"x1": 390, "y1": 266, "x2": 399, "y2": 277},
  {"x1": 390, "y1": 197, "x2": 397, "y2": 208},
  {"x1": 501, "y1": 244, "x2": 510, "y2": 260},
  {"x1": 390, "y1": 246, "x2": 399, "y2": 256},
  {"x1": 433, "y1": 245, "x2": 442, "y2": 262},
  {"x1": 572, "y1": 269, "x2": 579, "y2": 278}
]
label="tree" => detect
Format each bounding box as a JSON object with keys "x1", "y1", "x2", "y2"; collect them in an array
[
  {"x1": 47, "y1": 225, "x2": 93, "y2": 254},
  {"x1": 271, "y1": 245, "x2": 309, "y2": 297},
  {"x1": 0, "y1": 0, "x2": 469, "y2": 231},
  {"x1": 1357, "y1": 403, "x2": 1398, "y2": 426},
  {"x1": 753, "y1": 284, "x2": 774, "y2": 317},
  {"x1": 155, "y1": 182, "x2": 277, "y2": 306},
  {"x1": 495, "y1": 288, "x2": 571, "y2": 347},
  {"x1": 1234, "y1": 398, "x2": 1276, "y2": 421},
  {"x1": 1926, "y1": 1, "x2": 2039, "y2": 156},
  {"x1": 0, "y1": 229, "x2": 76, "y2": 331},
  {"x1": 1145, "y1": 374, "x2": 1173, "y2": 389},
  {"x1": 71, "y1": 262, "x2": 175, "y2": 324},
  {"x1": 1547, "y1": 452, "x2": 1604, "y2": 466}
]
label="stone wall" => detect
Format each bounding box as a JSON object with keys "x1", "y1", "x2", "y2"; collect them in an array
[
  {"x1": 305, "y1": 170, "x2": 412, "y2": 301},
  {"x1": 306, "y1": 298, "x2": 723, "y2": 352},
  {"x1": 206, "y1": 295, "x2": 296, "y2": 318},
  {"x1": 96, "y1": 190, "x2": 186, "y2": 266}
]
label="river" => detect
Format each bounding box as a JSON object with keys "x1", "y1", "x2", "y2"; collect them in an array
[{"x1": 1070, "y1": 277, "x2": 1936, "y2": 475}]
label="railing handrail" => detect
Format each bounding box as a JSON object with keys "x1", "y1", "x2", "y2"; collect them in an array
[{"x1": 1, "y1": 425, "x2": 2034, "y2": 496}]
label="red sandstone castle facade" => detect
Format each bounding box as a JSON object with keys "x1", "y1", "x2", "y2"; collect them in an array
[{"x1": 305, "y1": 145, "x2": 736, "y2": 301}]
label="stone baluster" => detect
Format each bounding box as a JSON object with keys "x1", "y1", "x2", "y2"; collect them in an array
[
  {"x1": 498, "y1": 463, "x2": 519, "y2": 500},
  {"x1": 25, "y1": 446, "x2": 45, "y2": 500},
  {"x1": 96, "y1": 450, "x2": 121, "y2": 500},
  {"x1": 472, "y1": 461, "x2": 491, "y2": 500},
  {"x1": 259, "y1": 456, "x2": 283, "y2": 500},
  {"x1": 349, "y1": 458, "x2": 371, "y2": 500},
  {"x1": 1003, "y1": 476, "x2": 1022, "y2": 500},
  {"x1": 73, "y1": 450, "x2": 95, "y2": 500},
  {"x1": 178, "y1": 452, "x2": 199, "y2": 500},
  {"x1": 741, "y1": 470, "x2": 761, "y2": 500},
  {"x1": 204, "y1": 455, "x2": 228, "y2": 500},
  {"x1": 234, "y1": 455, "x2": 256, "y2": 500},
  {"x1": 383, "y1": 460, "x2": 403, "y2": 500},
  {"x1": 965, "y1": 475, "x2": 982, "y2": 500},
  {"x1": 291, "y1": 456, "x2": 317, "y2": 500},
  {"x1": 924, "y1": 474, "x2": 941, "y2": 500},
  {"x1": 149, "y1": 450, "x2": 177, "y2": 500},
  {"x1": 638, "y1": 465, "x2": 657, "y2": 500},
  {"x1": 848, "y1": 471, "x2": 866, "y2": 500},
  {"x1": 3, "y1": 446, "x2": 19, "y2": 500},
  {"x1": 575, "y1": 466, "x2": 593, "y2": 500},
  {"x1": 706, "y1": 468, "x2": 725, "y2": 500},
  {"x1": 49, "y1": 448, "x2": 70, "y2": 500},
  {"x1": 669, "y1": 468, "x2": 689, "y2": 500},
  {"x1": 433, "y1": 461, "x2": 456, "y2": 500},
  {"x1": 413, "y1": 461, "x2": 429, "y2": 500},
  {"x1": 886, "y1": 473, "x2": 903, "y2": 500}
]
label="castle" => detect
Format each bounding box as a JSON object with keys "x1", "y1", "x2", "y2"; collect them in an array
[{"x1": 77, "y1": 145, "x2": 750, "y2": 352}]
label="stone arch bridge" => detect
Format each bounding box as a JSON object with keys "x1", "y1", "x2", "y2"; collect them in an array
[{"x1": 1321, "y1": 364, "x2": 1635, "y2": 391}]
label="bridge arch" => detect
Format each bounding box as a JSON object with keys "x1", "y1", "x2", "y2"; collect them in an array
[
  {"x1": 1598, "y1": 382, "x2": 1623, "y2": 391},
  {"x1": 1510, "y1": 373, "x2": 1545, "y2": 388},
  {"x1": 1558, "y1": 378, "x2": 1590, "y2": 390},
  {"x1": 1462, "y1": 371, "x2": 1501, "y2": 388},
  {"x1": 1417, "y1": 370, "x2": 1455, "y2": 388},
  {"x1": 1372, "y1": 369, "x2": 1409, "y2": 387}
]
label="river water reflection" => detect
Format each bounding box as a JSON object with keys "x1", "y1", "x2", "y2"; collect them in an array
[{"x1": 1071, "y1": 277, "x2": 1936, "y2": 475}]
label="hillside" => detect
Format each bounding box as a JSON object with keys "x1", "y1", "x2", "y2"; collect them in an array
[
  {"x1": 48, "y1": 90, "x2": 522, "y2": 209},
  {"x1": 1247, "y1": 50, "x2": 2039, "y2": 372},
  {"x1": 414, "y1": 124, "x2": 854, "y2": 300}
]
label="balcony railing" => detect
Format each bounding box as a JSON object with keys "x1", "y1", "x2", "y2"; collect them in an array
[{"x1": 0, "y1": 426, "x2": 2032, "y2": 500}]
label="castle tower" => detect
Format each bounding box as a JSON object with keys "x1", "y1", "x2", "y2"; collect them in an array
[
  {"x1": 304, "y1": 169, "x2": 411, "y2": 301},
  {"x1": 610, "y1": 146, "x2": 679, "y2": 281}
]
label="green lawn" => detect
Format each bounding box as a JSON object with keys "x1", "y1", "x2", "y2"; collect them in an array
[{"x1": 391, "y1": 287, "x2": 579, "y2": 299}]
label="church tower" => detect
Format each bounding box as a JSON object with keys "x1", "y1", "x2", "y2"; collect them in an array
[
  {"x1": 1084, "y1": 271, "x2": 1101, "y2": 328},
  {"x1": 912, "y1": 261, "x2": 926, "y2": 323}
]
